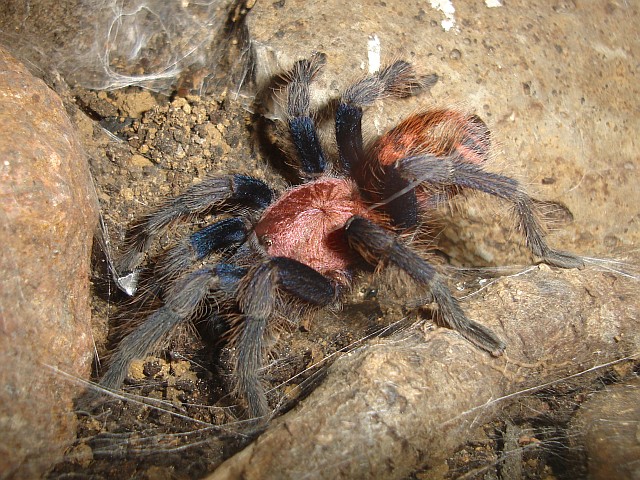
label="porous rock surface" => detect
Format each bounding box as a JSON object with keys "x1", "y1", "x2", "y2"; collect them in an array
[
  {"x1": 569, "y1": 378, "x2": 640, "y2": 480},
  {"x1": 247, "y1": 0, "x2": 639, "y2": 266},
  {"x1": 0, "y1": 48, "x2": 97, "y2": 478}
]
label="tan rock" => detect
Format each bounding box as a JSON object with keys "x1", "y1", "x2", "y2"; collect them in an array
[{"x1": 0, "y1": 47, "x2": 97, "y2": 477}]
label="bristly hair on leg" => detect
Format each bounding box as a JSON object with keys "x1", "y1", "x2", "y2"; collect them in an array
[
  {"x1": 284, "y1": 53, "x2": 328, "y2": 176},
  {"x1": 114, "y1": 175, "x2": 272, "y2": 295},
  {"x1": 286, "y1": 52, "x2": 327, "y2": 119},
  {"x1": 344, "y1": 215, "x2": 506, "y2": 356},
  {"x1": 342, "y1": 60, "x2": 437, "y2": 107}
]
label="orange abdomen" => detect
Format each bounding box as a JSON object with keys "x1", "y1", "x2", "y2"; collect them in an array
[{"x1": 359, "y1": 110, "x2": 492, "y2": 206}]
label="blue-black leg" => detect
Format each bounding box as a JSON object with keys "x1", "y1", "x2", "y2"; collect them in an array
[
  {"x1": 271, "y1": 257, "x2": 336, "y2": 305},
  {"x1": 344, "y1": 215, "x2": 506, "y2": 356},
  {"x1": 286, "y1": 54, "x2": 327, "y2": 175},
  {"x1": 381, "y1": 164, "x2": 419, "y2": 230},
  {"x1": 100, "y1": 263, "x2": 247, "y2": 391},
  {"x1": 235, "y1": 256, "x2": 336, "y2": 418},
  {"x1": 335, "y1": 102, "x2": 364, "y2": 173},
  {"x1": 116, "y1": 174, "x2": 272, "y2": 292},
  {"x1": 155, "y1": 217, "x2": 249, "y2": 284},
  {"x1": 336, "y1": 61, "x2": 435, "y2": 172},
  {"x1": 397, "y1": 155, "x2": 584, "y2": 269}
]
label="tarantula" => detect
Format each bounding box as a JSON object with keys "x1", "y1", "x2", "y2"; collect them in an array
[{"x1": 100, "y1": 54, "x2": 583, "y2": 419}]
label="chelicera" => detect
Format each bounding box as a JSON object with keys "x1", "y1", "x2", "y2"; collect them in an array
[{"x1": 99, "y1": 53, "x2": 583, "y2": 418}]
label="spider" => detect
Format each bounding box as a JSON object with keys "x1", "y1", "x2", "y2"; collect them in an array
[{"x1": 99, "y1": 53, "x2": 583, "y2": 419}]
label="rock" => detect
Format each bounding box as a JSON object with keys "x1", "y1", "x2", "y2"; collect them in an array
[
  {"x1": 0, "y1": 47, "x2": 97, "y2": 477},
  {"x1": 568, "y1": 378, "x2": 640, "y2": 480},
  {"x1": 208, "y1": 263, "x2": 640, "y2": 479}
]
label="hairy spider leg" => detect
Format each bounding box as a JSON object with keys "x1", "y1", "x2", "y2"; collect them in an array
[
  {"x1": 371, "y1": 111, "x2": 583, "y2": 268},
  {"x1": 235, "y1": 257, "x2": 336, "y2": 418},
  {"x1": 398, "y1": 154, "x2": 584, "y2": 268},
  {"x1": 336, "y1": 60, "x2": 435, "y2": 173},
  {"x1": 285, "y1": 53, "x2": 328, "y2": 175},
  {"x1": 368, "y1": 111, "x2": 490, "y2": 229},
  {"x1": 100, "y1": 263, "x2": 247, "y2": 391},
  {"x1": 344, "y1": 215, "x2": 506, "y2": 355},
  {"x1": 102, "y1": 198, "x2": 259, "y2": 391},
  {"x1": 154, "y1": 216, "x2": 250, "y2": 283},
  {"x1": 115, "y1": 174, "x2": 272, "y2": 294}
]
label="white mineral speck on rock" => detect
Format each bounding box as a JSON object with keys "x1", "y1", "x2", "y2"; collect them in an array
[
  {"x1": 368, "y1": 34, "x2": 381, "y2": 73},
  {"x1": 429, "y1": 0, "x2": 456, "y2": 31}
]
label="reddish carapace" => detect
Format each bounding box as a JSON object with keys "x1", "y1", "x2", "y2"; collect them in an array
[{"x1": 254, "y1": 178, "x2": 378, "y2": 283}]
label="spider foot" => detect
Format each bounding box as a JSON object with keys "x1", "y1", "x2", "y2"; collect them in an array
[
  {"x1": 540, "y1": 249, "x2": 585, "y2": 269},
  {"x1": 458, "y1": 318, "x2": 507, "y2": 357}
]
